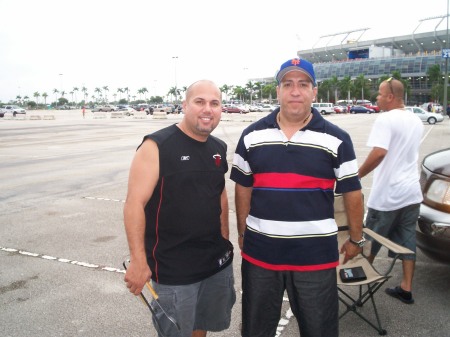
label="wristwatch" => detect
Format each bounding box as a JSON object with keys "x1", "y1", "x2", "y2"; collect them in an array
[{"x1": 349, "y1": 235, "x2": 366, "y2": 247}]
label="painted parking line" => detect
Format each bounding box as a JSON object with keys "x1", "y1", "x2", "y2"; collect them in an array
[{"x1": 0, "y1": 246, "x2": 125, "y2": 273}]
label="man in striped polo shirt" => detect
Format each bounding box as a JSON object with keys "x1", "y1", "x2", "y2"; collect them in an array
[{"x1": 230, "y1": 58, "x2": 364, "y2": 337}]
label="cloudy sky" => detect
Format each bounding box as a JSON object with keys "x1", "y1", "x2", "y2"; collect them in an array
[{"x1": 0, "y1": 0, "x2": 447, "y2": 103}]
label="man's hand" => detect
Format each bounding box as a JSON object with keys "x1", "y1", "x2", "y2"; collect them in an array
[
  {"x1": 340, "y1": 240, "x2": 362, "y2": 264},
  {"x1": 124, "y1": 259, "x2": 152, "y2": 296}
]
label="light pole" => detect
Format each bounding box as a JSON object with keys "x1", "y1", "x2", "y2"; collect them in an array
[
  {"x1": 443, "y1": 2, "x2": 449, "y2": 116},
  {"x1": 59, "y1": 74, "x2": 63, "y2": 91},
  {"x1": 172, "y1": 56, "x2": 178, "y2": 101}
]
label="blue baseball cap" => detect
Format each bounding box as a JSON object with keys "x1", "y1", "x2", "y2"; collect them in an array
[{"x1": 276, "y1": 58, "x2": 316, "y2": 86}]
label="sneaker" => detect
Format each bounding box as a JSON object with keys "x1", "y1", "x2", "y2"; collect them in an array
[{"x1": 385, "y1": 286, "x2": 414, "y2": 304}]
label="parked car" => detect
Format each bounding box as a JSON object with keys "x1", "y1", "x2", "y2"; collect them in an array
[
  {"x1": 136, "y1": 104, "x2": 154, "y2": 115},
  {"x1": 222, "y1": 105, "x2": 246, "y2": 114},
  {"x1": 1, "y1": 105, "x2": 26, "y2": 117},
  {"x1": 118, "y1": 106, "x2": 137, "y2": 116},
  {"x1": 259, "y1": 104, "x2": 276, "y2": 112},
  {"x1": 349, "y1": 105, "x2": 375, "y2": 114},
  {"x1": 92, "y1": 105, "x2": 116, "y2": 112},
  {"x1": 417, "y1": 148, "x2": 450, "y2": 264},
  {"x1": 366, "y1": 104, "x2": 380, "y2": 112},
  {"x1": 404, "y1": 106, "x2": 444, "y2": 125},
  {"x1": 334, "y1": 105, "x2": 347, "y2": 114},
  {"x1": 249, "y1": 105, "x2": 262, "y2": 112},
  {"x1": 57, "y1": 105, "x2": 73, "y2": 110},
  {"x1": 356, "y1": 99, "x2": 371, "y2": 106},
  {"x1": 312, "y1": 102, "x2": 334, "y2": 115},
  {"x1": 238, "y1": 105, "x2": 250, "y2": 113},
  {"x1": 155, "y1": 104, "x2": 173, "y2": 113}
]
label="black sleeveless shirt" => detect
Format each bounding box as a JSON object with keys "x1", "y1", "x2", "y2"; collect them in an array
[{"x1": 141, "y1": 124, "x2": 233, "y2": 285}]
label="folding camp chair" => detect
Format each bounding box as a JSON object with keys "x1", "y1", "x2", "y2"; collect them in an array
[{"x1": 334, "y1": 195, "x2": 414, "y2": 336}]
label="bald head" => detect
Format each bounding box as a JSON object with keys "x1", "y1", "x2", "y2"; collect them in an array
[
  {"x1": 377, "y1": 78, "x2": 405, "y2": 111},
  {"x1": 185, "y1": 80, "x2": 222, "y2": 101},
  {"x1": 383, "y1": 78, "x2": 404, "y2": 100}
]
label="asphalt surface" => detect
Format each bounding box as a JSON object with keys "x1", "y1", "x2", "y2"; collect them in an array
[{"x1": 1, "y1": 109, "x2": 449, "y2": 337}]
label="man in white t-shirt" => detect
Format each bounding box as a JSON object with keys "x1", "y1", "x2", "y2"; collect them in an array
[{"x1": 359, "y1": 77, "x2": 423, "y2": 304}]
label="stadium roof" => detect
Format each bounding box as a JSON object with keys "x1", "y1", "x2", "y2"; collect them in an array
[{"x1": 298, "y1": 28, "x2": 449, "y2": 63}]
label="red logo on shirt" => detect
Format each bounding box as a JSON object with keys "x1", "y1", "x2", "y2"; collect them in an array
[{"x1": 213, "y1": 153, "x2": 221, "y2": 167}]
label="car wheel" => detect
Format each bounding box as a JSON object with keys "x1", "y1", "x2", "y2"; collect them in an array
[
  {"x1": 351, "y1": 110, "x2": 355, "y2": 114},
  {"x1": 13, "y1": 112, "x2": 17, "y2": 117},
  {"x1": 320, "y1": 110, "x2": 325, "y2": 115},
  {"x1": 428, "y1": 117, "x2": 437, "y2": 124}
]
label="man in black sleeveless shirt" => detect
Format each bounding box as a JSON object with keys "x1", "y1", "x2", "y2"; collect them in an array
[{"x1": 124, "y1": 80, "x2": 235, "y2": 337}]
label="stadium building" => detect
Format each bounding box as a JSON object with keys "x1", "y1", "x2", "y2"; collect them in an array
[{"x1": 253, "y1": 16, "x2": 449, "y2": 106}]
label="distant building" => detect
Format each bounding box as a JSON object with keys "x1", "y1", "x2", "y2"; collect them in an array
[
  {"x1": 250, "y1": 21, "x2": 449, "y2": 105},
  {"x1": 297, "y1": 27, "x2": 449, "y2": 104}
]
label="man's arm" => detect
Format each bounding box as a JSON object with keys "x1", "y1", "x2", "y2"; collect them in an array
[
  {"x1": 235, "y1": 183, "x2": 252, "y2": 250},
  {"x1": 123, "y1": 139, "x2": 159, "y2": 295},
  {"x1": 358, "y1": 147, "x2": 387, "y2": 178},
  {"x1": 220, "y1": 187, "x2": 230, "y2": 240},
  {"x1": 340, "y1": 189, "x2": 365, "y2": 264}
]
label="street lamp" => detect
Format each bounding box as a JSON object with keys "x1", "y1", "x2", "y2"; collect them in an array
[
  {"x1": 59, "y1": 73, "x2": 63, "y2": 92},
  {"x1": 443, "y1": 3, "x2": 449, "y2": 116},
  {"x1": 172, "y1": 57, "x2": 178, "y2": 102}
]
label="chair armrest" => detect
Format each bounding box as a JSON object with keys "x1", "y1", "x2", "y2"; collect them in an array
[{"x1": 363, "y1": 228, "x2": 414, "y2": 255}]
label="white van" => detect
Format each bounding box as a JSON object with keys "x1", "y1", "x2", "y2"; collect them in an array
[{"x1": 312, "y1": 102, "x2": 334, "y2": 115}]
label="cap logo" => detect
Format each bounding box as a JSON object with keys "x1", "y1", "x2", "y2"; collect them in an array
[{"x1": 291, "y1": 59, "x2": 300, "y2": 66}]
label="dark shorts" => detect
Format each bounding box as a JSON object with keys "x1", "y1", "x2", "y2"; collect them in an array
[
  {"x1": 241, "y1": 260, "x2": 338, "y2": 337},
  {"x1": 150, "y1": 264, "x2": 235, "y2": 337},
  {"x1": 365, "y1": 203, "x2": 420, "y2": 260}
]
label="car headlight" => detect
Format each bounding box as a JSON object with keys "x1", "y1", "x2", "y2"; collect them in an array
[{"x1": 425, "y1": 179, "x2": 450, "y2": 206}]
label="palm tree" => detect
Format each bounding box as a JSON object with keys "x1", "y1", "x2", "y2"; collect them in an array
[
  {"x1": 140, "y1": 87, "x2": 148, "y2": 101},
  {"x1": 33, "y1": 91, "x2": 40, "y2": 105},
  {"x1": 117, "y1": 87, "x2": 124, "y2": 100},
  {"x1": 427, "y1": 64, "x2": 442, "y2": 85},
  {"x1": 181, "y1": 86, "x2": 187, "y2": 100},
  {"x1": 73, "y1": 87, "x2": 79, "y2": 105},
  {"x1": 317, "y1": 80, "x2": 331, "y2": 102},
  {"x1": 339, "y1": 76, "x2": 354, "y2": 102},
  {"x1": 262, "y1": 82, "x2": 277, "y2": 102},
  {"x1": 53, "y1": 89, "x2": 59, "y2": 105},
  {"x1": 137, "y1": 88, "x2": 144, "y2": 101},
  {"x1": 168, "y1": 87, "x2": 178, "y2": 102},
  {"x1": 233, "y1": 86, "x2": 245, "y2": 102},
  {"x1": 328, "y1": 76, "x2": 339, "y2": 103},
  {"x1": 42, "y1": 92, "x2": 48, "y2": 105},
  {"x1": 60, "y1": 91, "x2": 66, "y2": 98},
  {"x1": 220, "y1": 84, "x2": 231, "y2": 102},
  {"x1": 94, "y1": 87, "x2": 102, "y2": 102},
  {"x1": 245, "y1": 81, "x2": 256, "y2": 104},
  {"x1": 254, "y1": 82, "x2": 263, "y2": 102},
  {"x1": 124, "y1": 87, "x2": 130, "y2": 102},
  {"x1": 354, "y1": 74, "x2": 370, "y2": 101},
  {"x1": 81, "y1": 86, "x2": 88, "y2": 103},
  {"x1": 102, "y1": 86, "x2": 109, "y2": 102}
]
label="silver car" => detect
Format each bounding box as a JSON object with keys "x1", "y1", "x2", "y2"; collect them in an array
[{"x1": 404, "y1": 106, "x2": 444, "y2": 125}]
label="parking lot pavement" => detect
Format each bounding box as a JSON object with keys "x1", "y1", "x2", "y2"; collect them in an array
[{"x1": 1, "y1": 112, "x2": 449, "y2": 336}]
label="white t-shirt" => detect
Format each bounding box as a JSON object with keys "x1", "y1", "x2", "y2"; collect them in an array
[{"x1": 366, "y1": 108, "x2": 423, "y2": 211}]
